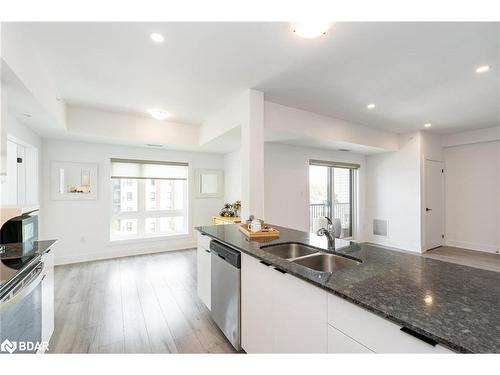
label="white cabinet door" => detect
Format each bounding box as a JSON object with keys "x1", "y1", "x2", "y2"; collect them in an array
[
  {"x1": 327, "y1": 293, "x2": 454, "y2": 353},
  {"x1": 197, "y1": 245, "x2": 211, "y2": 309},
  {"x1": 1, "y1": 140, "x2": 18, "y2": 205},
  {"x1": 328, "y1": 325, "x2": 373, "y2": 353},
  {"x1": 272, "y1": 269, "x2": 328, "y2": 353},
  {"x1": 41, "y1": 250, "x2": 55, "y2": 347},
  {"x1": 241, "y1": 253, "x2": 274, "y2": 353}
]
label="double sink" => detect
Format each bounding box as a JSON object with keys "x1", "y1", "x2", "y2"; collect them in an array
[{"x1": 260, "y1": 242, "x2": 361, "y2": 273}]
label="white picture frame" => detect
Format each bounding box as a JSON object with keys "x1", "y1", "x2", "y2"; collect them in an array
[
  {"x1": 50, "y1": 161, "x2": 98, "y2": 200},
  {"x1": 195, "y1": 169, "x2": 223, "y2": 198}
]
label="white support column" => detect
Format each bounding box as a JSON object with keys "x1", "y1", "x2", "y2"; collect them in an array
[{"x1": 241, "y1": 89, "x2": 265, "y2": 220}]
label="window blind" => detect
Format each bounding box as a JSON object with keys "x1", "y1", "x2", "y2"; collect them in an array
[
  {"x1": 110, "y1": 158, "x2": 188, "y2": 180},
  {"x1": 309, "y1": 159, "x2": 360, "y2": 169}
]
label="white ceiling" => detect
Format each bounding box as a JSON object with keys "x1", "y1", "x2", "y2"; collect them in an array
[{"x1": 13, "y1": 22, "x2": 500, "y2": 134}]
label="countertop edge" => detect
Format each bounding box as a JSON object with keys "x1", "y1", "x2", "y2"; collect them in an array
[{"x1": 197, "y1": 228, "x2": 467, "y2": 353}]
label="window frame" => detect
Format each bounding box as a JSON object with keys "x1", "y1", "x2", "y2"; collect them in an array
[
  {"x1": 109, "y1": 175, "x2": 189, "y2": 242},
  {"x1": 308, "y1": 161, "x2": 358, "y2": 240}
]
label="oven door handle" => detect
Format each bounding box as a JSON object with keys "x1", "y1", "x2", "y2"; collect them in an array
[{"x1": 0, "y1": 262, "x2": 45, "y2": 311}]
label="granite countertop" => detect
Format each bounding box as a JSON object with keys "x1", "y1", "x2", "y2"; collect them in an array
[
  {"x1": 0, "y1": 240, "x2": 57, "y2": 297},
  {"x1": 196, "y1": 224, "x2": 500, "y2": 353}
]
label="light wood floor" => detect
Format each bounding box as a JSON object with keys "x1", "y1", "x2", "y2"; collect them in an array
[
  {"x1": 424, "y1": 246, "x2": 500, "y2": 273},
  {"x1": 49, "y1": 249, "x2": 237, "y2": 353}
]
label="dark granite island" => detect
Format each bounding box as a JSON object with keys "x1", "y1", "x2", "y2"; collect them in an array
[{"x1": 196, "y1": 224, "x2": 500, "y2": 353}]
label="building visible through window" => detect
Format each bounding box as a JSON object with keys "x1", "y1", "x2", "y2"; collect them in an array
[{"x1": 110, "y1": 159, "x2": 188, "y2": 241}]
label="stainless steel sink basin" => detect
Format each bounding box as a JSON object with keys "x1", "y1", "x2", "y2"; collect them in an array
[
  {"x1": 292, "y1": 253, "x2": 361, "y2": 272},
  {"x1": 260, "y1": 243, "x2": 319, "y2": 259}
]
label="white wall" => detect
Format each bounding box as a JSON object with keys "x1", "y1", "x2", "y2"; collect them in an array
[
  {"x1": 365, "y1": 133, "x2": 422, "y2": 252},
  {"x1": 264, "y1": 101, "x2": 399, "y2": 152},
  {"x1": 223, "y1": 149, "x2": 242, "y2": 204},
  {"x1": 68, "y1": 106, "x2": 200, "y2": 147},
  {"x1": 264, "y1": 143, "x2": 366, "y2": 239},
  {"x1": 442, "y1": 126, "x2": 500, "y2": 148},
  {"x1": 443, "y1": 141, "x2": 500, "y2": 254},
  {"x1": 1, "y1": 23, "x2": 67, "y2": 131},
  {"x1": 40, "y1": 139, "x2": 225, "y2": 265}
]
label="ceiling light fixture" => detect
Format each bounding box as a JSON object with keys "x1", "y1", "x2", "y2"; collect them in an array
[
  {"x1": 290, "y1": 21, "x2": 332, "y2": 39},
  {"x1": 367, "y1": 103, "x2": 376, "y2": 109},
  {"x1": 475, "y1": 65, "x2": 490, "y2": 74},
  {"x1": 424, "y1": 123, "x2": 432, "y2": 128},
  {"x1": 150, "y1": 33, "x2": 165, "y2": 43},
  {"x1": 148, "y1": 109, "x2": 170, "y2": 120}
]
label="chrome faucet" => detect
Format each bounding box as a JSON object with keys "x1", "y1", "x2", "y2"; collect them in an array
[{"x1": 317, "y1": 227, "x2": 335, "y2": 250}]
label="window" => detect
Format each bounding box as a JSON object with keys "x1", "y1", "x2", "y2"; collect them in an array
[
  {"x1": 308, "y1": 160, "x2": 358, "y2": 238},
  {"x1": 110, "y1": 159, "x2": 189, "y2": 241}
]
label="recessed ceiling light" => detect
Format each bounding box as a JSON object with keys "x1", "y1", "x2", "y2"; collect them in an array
[
  {"x1": 22, "y1": 113, "x2": 32, "y2": 118},
  {"x1": 150, "y1": 33, "x2": 165, "y2": 43},
  {"x1": 475, "y1": 65, "x2": 490, "y2": 74},
  {"x1": 424, "y1": 123, "x2": 432, "y2": 128},
  {"x1": 290, "y1": 21, "x2": 332, "y2": 39},
  {"x1": 148, "y1": 109, "x2": 170, "y2": 120},
  {"x1": 367, "y1": 103, "x2": 376, "y2": 109}
]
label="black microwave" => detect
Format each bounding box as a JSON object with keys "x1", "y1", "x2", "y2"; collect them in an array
[{"x1": 0, "y1": 213, "x2": 38, "y2": 254}]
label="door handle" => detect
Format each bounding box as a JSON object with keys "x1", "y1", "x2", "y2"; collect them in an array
[{"x1": 426, "y1": 208, "x2": 432, "y2": 212}]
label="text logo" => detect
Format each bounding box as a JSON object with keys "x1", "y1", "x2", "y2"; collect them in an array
[{"x1": 0, "y1": 339, "x2": 17, "y2": 354}]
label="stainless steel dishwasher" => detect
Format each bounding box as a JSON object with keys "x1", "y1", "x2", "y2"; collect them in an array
[{"x1": 210, "y1": 240, "x2": 241, "y2": 351}]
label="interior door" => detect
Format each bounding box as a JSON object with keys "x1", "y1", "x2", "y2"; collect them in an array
[{"x1": 424, "y1": 160, "x2": 444, "y2": 250}]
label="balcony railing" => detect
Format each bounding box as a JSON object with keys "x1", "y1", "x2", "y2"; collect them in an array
[{"x1": 309, "y1": 202, "x2": 351, "y2": 233}]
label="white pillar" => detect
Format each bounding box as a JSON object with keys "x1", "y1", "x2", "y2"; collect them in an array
[{"x1": 241, "y1": 89, "x2": 265, "y2": 220}]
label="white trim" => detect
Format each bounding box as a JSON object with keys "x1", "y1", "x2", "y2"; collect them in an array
[
  {"x1": 445, "y1": 239, "x2": 499, "y2": 254},
  {"x1": 107, "y1": 233, "x2": 192, "y2": 246},
  {"x1": 421, "y1": 159, "x2": 445, "y2": 251},
  {"x1": 54, "y1": 241, "x2": 197, "y2": 266}
]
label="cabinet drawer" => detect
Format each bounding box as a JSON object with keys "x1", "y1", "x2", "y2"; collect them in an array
[
  {"x1": 197, "y1": 232, "x2": 212, "y2": 250},
  {"x1": 327, "y1": 293, "x2": 454, "y2": 353},
  {"x1": 328, "y1": 325, "x2": 373, "y2": 353}
]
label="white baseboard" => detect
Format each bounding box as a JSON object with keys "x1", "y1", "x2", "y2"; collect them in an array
[
  {"x1": 54, "y1": 241, "x2": 197, "y2": 265},
  {"x1": 445, "y1": 239, "x2": 499, "y2": 254},
  {"x1": 367, "y1": 236, "x2": 423, "y2": 253}
]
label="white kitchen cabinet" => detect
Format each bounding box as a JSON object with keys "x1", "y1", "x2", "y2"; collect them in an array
[
  {"x1": 273, "y1": 269, "x2": 327, "y2": 353},
  {"x1": 0, "y1": 139, "x2": 39, "y2": 207},
  {"x1": 241, "y1": 252, "x2": 328, "y2": 353},
  {"x1": 196, "y1": 232, "x2": 212, "y2": 309},
  {"x1": 327, "y1": 293, "x2": 454, "y2": 353},
  {"x1": 41, "y1": 249, "x2": 55, "y2": 348},
  {"x1": 241, "y1": 252, "x2": 274, "y2": 353},
  {"x1": 328, "y1": 325, "x2": 373, "y2": 353}
]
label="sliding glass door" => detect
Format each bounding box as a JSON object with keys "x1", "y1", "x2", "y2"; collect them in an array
[{"x1": 309, "y1": 161, "x2": 357, "y2": 238}]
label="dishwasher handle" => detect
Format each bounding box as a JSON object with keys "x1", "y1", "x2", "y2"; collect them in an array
[{"x1": 210, "y1": 240, "x2": 241, "y2": 268}]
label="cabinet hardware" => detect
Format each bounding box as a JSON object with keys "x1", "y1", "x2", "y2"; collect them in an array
[
  {"x1": 400, "y1": 327, "x2": 437, "y2": 346},
  {"x1": 204, "y1": 249, "x2": 211, "y2": 253},
  {"x1": 259, "y1": 260, "x2": 272, "y2": 267},
  {"x1": 274, "y1": 267, "x2": 287, "y2": 274},
  {"x1": 217, "y1": 254, "x2": 226, "y2": 260}
]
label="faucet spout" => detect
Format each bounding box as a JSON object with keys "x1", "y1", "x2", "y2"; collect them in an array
[{"x1": 316, "y1": 227, "x2": 335, "y2": 250}]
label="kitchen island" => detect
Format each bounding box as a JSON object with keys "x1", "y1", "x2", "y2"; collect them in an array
[{"x1": 196, "y1": 224, "x2": 500, "y2": 354}]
